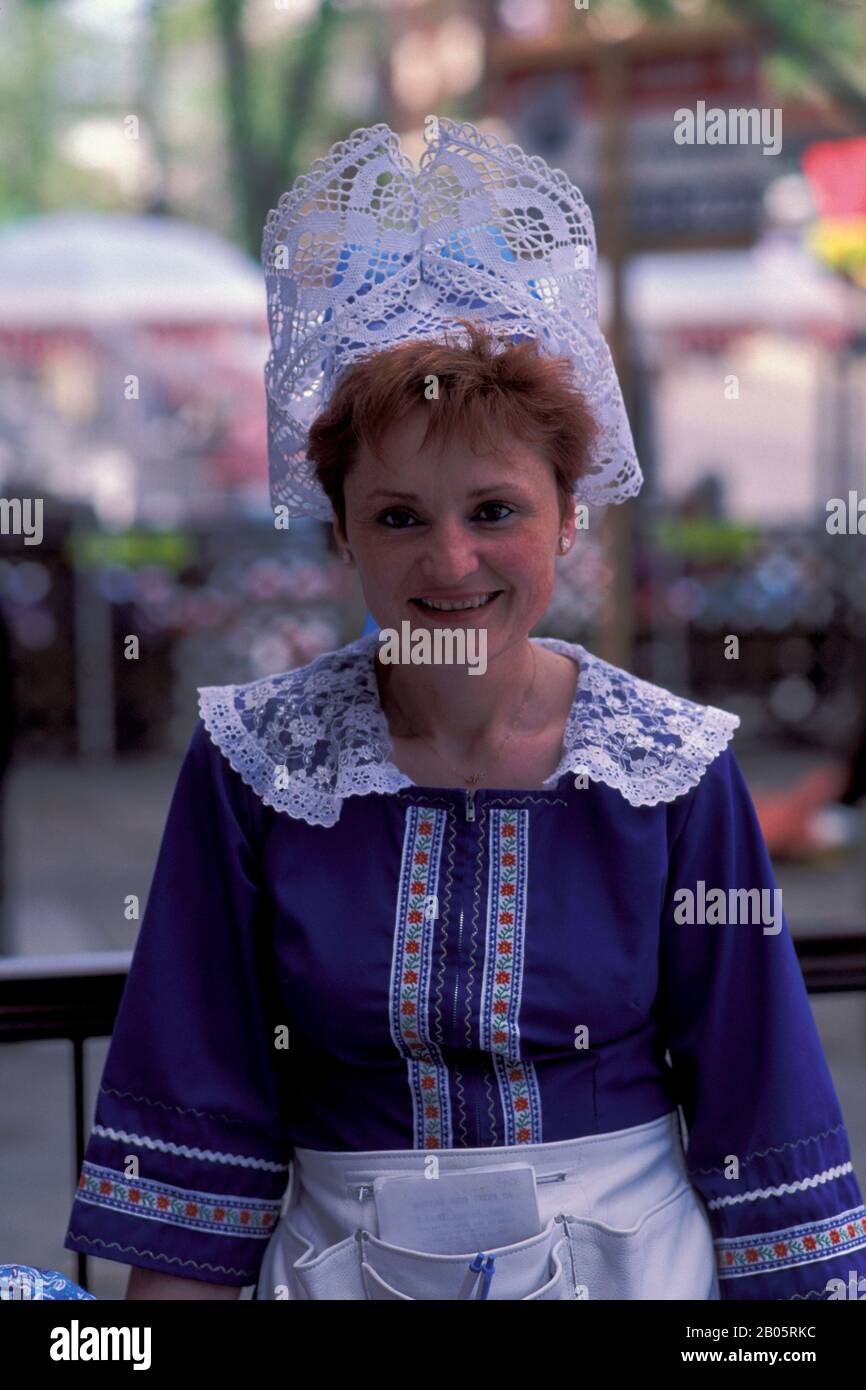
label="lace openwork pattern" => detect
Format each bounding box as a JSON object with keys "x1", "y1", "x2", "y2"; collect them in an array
[
  {"x1": 261, "y1": 116, "x2": 643, "y2": 519},
  {"x1": 197, "y1": 631, "x2": 740, "y2": 828}
]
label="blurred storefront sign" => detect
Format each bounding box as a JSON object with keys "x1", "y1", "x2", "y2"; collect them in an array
[
  {"x1": 492, "y1": 24, "x2": 850, "y2": 253},
  {"x1": 653, "y1": 516, "x2": 761, "y2": 561},
  {"x1": 492, "y1": 25, "x2": 773, "y2": 250},
  {"x1": 67, "y1": 529, "x2": 193, "y2": 572}
]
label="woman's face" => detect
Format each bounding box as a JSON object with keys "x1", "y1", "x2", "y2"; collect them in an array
[{"x1": 333, "y1": 405, "x2": 574, "y2": 659}]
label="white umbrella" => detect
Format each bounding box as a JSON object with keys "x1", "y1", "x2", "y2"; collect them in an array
[
  {"x1": 598, "y1": 234, "x2": 866, "y2": 338},
  {"x1": 0, "y1": 211, "x2": 267, "y2": 326}
]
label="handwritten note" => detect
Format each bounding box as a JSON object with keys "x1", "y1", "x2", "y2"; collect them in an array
[{"x1": 373, "y1": 1164, "x2": 541, "y2": 1255}]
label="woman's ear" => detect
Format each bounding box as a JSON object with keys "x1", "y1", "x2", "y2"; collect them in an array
[
  {"x1": 558, "y1": 497, "x2": 577, "y2": 554},
  {"x1": 332, "y1": 512, "x2": 354, "y2": 566}
]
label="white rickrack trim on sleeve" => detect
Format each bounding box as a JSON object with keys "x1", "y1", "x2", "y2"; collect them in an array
[
  {"x1": 91, "y1": 1125, "x2": 289, "y2": 1172},
  {"x1": 707, "y1": 1162, "x2": 855, "y2": 1209}
]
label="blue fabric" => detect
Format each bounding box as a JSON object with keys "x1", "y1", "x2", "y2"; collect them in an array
[
  {"x1": 63, "y1": 722, "x2": 866, "y2": 1297},
  {"x1": 0, "y1": 1265, "x2": 94, "y2": 1299}
]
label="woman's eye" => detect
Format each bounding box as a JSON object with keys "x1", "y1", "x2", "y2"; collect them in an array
[
  {"x1": 474, "y1": 502, "x2": 513, "y2": 522},
  {"x1": 376, "y1": 503, "x2": 514, "y2": 527}
]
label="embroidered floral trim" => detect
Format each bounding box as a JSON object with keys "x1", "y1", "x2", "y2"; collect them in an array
[
  {"x1": 715, "y1": 1205, "x2": 866, "y2": 1279},
  {"x1": 708, "y1": 1162, "x2": 854, "y2": 1209},
  {"x1": 197, "y1": 631, "x2": 739, "y2": 827},
  {"x1": 91, "y1": 1125, "x2": 289, "y2": 1173},
  {"x1": 390, "y1": 807, "x2": 453, "y2": 1149},
  {"x1": 480, "y1": 809, "x2": 541, "y2": 1144},
  {"x1": 74, "y1": 1161, "x2": 281, "y2": 1240}
]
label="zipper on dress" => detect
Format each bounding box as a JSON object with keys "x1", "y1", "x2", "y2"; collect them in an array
[
  {"x1": 451, "y1": 906, "x2": 463, "y2": 1035},
  {"x1": 465, "y1": 789, "x2": 475, "y2": 821},
  {"x1": 348, "y1": 1169, "x2": 569, "y2": 1200}
]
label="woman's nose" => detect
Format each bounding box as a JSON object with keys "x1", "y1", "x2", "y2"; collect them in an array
[{"x1": 416, "y1": 520, "x2": 481, "y2": 583}]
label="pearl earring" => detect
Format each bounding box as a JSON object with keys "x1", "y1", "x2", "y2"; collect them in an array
[
  {"x1": 559, "y1": 536, "x2": 571, "y2": 554},
  {"x1": 342, "y1": 548, "x2": 352, "y2": 564}
]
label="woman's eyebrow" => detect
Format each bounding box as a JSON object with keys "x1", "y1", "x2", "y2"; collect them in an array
[{"x1": 367, "y1": 484, "x2": 527, "y2": 502}]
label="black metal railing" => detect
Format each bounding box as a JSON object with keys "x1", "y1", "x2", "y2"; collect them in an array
[
  {"x1": 1, "y1": 936, "x2": 865, "y2": 1293},
  {"x1": 0, "y1": 952, "x2": 130, "y2": 1292}
]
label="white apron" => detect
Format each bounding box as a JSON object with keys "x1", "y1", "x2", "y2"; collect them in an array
[{"x1": 255, "y1": 1110, "x2": 720, "y2": 1301}]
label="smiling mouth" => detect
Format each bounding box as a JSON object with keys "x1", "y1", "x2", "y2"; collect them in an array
[{"x1": 411, "y1": 591, "x2": 503, "y2": 614}]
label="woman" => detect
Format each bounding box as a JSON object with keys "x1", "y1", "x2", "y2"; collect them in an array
[{"x1": 64, "y1": 118, "x2": 866, "y2": 1301}]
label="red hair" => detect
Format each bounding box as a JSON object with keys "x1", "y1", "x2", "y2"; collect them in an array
[{"x1": 306, "y1": 318, "x2": 598, "y2": 534}]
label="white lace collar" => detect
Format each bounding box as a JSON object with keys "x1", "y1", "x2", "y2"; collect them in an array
[{"x1": 197, "y1": 630, "x2": 739, "y2": 828}]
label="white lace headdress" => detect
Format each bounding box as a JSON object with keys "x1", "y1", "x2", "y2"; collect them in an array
[{"x1": 261, "y1": 115, "x2": 643, "y2": 519}]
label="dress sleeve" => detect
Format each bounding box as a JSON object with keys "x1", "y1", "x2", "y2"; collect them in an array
[
  {"x1": 63, "y1": 719, "x2": 291, "y2": 1288},
  {"x1": 658, "y1": 744, "x2": 866, "y2": 1300}
]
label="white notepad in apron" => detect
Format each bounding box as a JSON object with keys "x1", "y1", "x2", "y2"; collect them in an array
[{"x1": 372, "y1": 1163, "x2": 541, "y2": 1255}]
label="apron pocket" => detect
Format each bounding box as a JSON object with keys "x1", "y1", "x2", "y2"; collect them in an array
[
  {"x1": 360, "y1": 1262, "x2": 414, "y2": 1300},
  {"x1": 355, "y1": 1214, "x2": 574, "y2": 1300},
  {"x1": 562, "y1": 1181, "x2": 718, "y2": 1301},
  {"x1": 258, "y1": 1213, "x2": 317, "y2": 1300},
  {"x1": 522, "y1": 1237, "x2": 571, "y2": 1300}
]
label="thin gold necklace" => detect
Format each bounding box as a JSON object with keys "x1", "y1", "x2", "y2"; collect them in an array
[{"x1": 383, "y1": 646, "x2": 539, "y2": 787}]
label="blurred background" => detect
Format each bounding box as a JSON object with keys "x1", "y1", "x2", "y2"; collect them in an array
[{"x1": 2, "y1": 0, "x2": 866, "y2": 1297}]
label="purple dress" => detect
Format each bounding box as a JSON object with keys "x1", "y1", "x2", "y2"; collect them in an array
[{"x1": 63, "y1": 632, "x2": 866, "y2": 1297}]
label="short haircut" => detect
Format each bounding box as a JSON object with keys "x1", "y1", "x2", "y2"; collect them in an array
[{"x1": 306, "y1": 318, "x2": 599, "y2": 534}]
